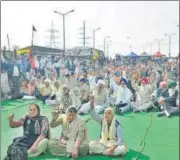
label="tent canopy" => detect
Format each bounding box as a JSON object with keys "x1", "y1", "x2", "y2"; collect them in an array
[
  {"x1": 126, "y1": 52, "x2": 139, "y2": 58},
  {"x1": 153, "y1": 51, "x2": 165, "y2": 57},
  {"x1": 140, "y1": 52, "x2": 151, "y2": 57}
]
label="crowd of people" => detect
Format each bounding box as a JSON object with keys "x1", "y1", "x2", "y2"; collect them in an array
[{"x1": 1, "y1": 53, "x2": 179, "y2": 159}]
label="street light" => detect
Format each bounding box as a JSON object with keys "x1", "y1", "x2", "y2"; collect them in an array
[
  {"x1": 107, "y1": 40, "x2": 112, "y2": 57},
  {"x1": 54, "y1": 9, "x2": 74, "y2": 53},
  {"x1": 93, "y1": 27, "x2": 101, "y2": 49},
  {"x1": 103, "y1": 36, "x2": 110, "y2": 56},
  {"x1": 165, "y1": 33, "x2": 175, "y2": 57}
]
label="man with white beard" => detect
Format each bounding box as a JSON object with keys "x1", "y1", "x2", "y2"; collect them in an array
[
  {"x1": 78, "y1": 79, "x2": 109, "y2": 115},
  {"x1": 115, "y1": 78, "x2": 133, "y2": 114},
  {"x1": 130, "y1": 77, "x2": 154, "y2": 112},
  {"x1": 157, "y1": 81, "x2": 179, "y2": 117}
]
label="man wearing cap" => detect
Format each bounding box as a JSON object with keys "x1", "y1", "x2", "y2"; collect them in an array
[
  {"x1": 157, "y1": 80, "x2": 179, "y2": 117},
  {"x1": 78, "y1": 79, "x2": 109, "y2": 115}
]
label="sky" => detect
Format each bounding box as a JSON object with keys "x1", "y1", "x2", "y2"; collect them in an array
[{"x1": 1, "y1": 1, "x2": 179, "y2": 57}]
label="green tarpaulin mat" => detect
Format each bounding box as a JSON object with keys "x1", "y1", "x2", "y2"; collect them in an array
[{"x1": 1, "y1": 100, "x2": 179, "y2": 160}]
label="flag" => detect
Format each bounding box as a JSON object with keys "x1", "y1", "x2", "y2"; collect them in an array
[
  {"x1": 32, "y1": 25, "x2": 37, "y2": 32},
  {"x1": 31, "y1": 25, "x2": 37, "y2": 46}
]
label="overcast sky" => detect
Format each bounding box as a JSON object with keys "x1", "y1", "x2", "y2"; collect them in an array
[{"x1": 1, "y1": 1, "x2": 179, "y2": 57}]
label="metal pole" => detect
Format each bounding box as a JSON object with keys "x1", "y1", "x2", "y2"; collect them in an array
[
  {"x1": 83, "y1": 20, "x2": 85, "y2": 47},
  {"x1": 169, "y1": 35, "x2": 171, "y2": 57},
  {"x1": 104, "y1": 38, "x2": 106, "y2": 56},
  {"x1": 93, "y1": 30, "x2": 95, "y2": 49},
  {"x1": 63, "y1": 14, "x2": 65, "y2": 52},
  {"x1": 107, "y1": 42, "x2": 109, "y2": 57}
]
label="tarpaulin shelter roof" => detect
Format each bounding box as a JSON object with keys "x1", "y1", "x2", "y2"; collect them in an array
[
  {"x1": 140, "y1": 52, "x2": 151, "y2": 57},
  {"x1": 126, "y1": 52, "x2": 139, "y2": 58},
  {"x1": 153, "y1": 51, "x2": 165, "y2": 57}
]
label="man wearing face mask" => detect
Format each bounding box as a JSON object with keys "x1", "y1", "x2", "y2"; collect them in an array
[
  {"x1": 157, "y1": 81, "x2": 179, "y2": 117},
  {"x1": 115, "y1": 78, "x2": 133, "y2": 114}
]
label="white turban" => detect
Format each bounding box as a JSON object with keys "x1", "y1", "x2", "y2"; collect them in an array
[{"x1": 97, "y1": 79, "x2": 105, "y2": 85}]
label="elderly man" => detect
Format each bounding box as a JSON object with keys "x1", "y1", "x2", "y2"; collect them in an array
[
  {"x1": 153, "y1": 81, "x2": 169, "y2": 111},
  {"x1": 39, "y1": 79, "x2": 52, "y2": 103},
  {"x1": 78, "y1": 79, "x2": 109, "y2": 114},
  {"x1": 78, "y1": 78, "x2": 90, "y2": 104},
  {"x1": 115, "y1": 78, "x2": 133, "y2": 114},
  {"x1": 131, "y1": 77, "x2": 154, "y2": 112},
  {"x1": 89, "y1": 95, "x2": 128, "y2": 156},
  {"x1": 58, "y1": 85, "x2": 72, "y2": 113},
  {"x1": 157, "y1": 81, "x2": 179, "y2": 117}
]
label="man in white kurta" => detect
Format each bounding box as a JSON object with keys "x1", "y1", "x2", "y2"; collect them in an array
[
  {"x1": 78, "y1": 80, "x2": 109, "y2": 114},
  {"x1": 130, "y1": 77, "x2": 154, "y2": 112},
  {"x1": 115, "y1": 78, "x2": 132, "y2": 114}
]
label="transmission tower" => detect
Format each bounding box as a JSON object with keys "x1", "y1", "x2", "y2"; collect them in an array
[
  {"x1": 77, "y1": 20, "x2": 91, "y2": 47},
  {"x1": 44, "y1": 21, "x2": 61, "y2": 48}
]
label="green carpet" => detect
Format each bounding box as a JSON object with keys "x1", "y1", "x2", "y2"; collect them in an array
[{"x1": 1, "y1": 100, "x2": 179, "y2": 160}]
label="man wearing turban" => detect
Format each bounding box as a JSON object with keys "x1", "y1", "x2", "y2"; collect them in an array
[
  {"x1": 131, "y1": 77, "x2": 154, "y2": 112},
  {"x1": 115, "y1": 78, "x2": 133, "y2": 114},
  {"x1": 78, "y1": 79, "x2": 109, "y2": 114}
]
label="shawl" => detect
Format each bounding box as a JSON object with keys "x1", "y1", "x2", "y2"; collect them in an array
[
  {"x1": 100, "y1": 107, "x2": 117, "y2": 147},
  {"x1": 61, "y1": 112, "x2": 87, "y2": 153}
]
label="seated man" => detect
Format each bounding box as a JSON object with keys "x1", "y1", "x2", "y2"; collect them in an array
[
  {"x1": 38, "y1": 79, "x2": 52, "y2": 103},
  {"x1": 131, "y1": 77, "x2": 154, "y2": 112},
  {"x1": 153, "y1": 81, "x2": 169, "y2": 111},
  {"x1": 21, "y1": 78, "x2": 36, "y2": 100},
  {"x1": 48, "y1": 106, "x2": 89, "y2": 158},
  {"x1": 45, "y1": 81, "x2": 61, "y2": 106},
  {"x1": 115, "y1": 78, "x2": 133, "y2": 114},
  {"x1": 78, "y1": 79, "x2": 109, "y2": 114},
  {"x1": 57, "y1": 85, "x2": 72, "y2": 113},
  {"x1": 78, "y1": 78, "x2": 90, "y2": 104},
  {"x1": 70, "y1": 84, "x2": 82, "y2": 110},
  {"x1": 157, "y1": 81, "x2": 179, "y2": 117},
  {"x1": 89, "y1": 95, "x2": 128, "y2": 156},
  {"x1": 20, "y1": 80, "x2": 29, "y2": 96}
]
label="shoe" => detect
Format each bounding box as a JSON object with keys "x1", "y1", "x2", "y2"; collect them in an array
[{"x1": 157, "y1": 113, "x2": 164, "y2": 117}]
